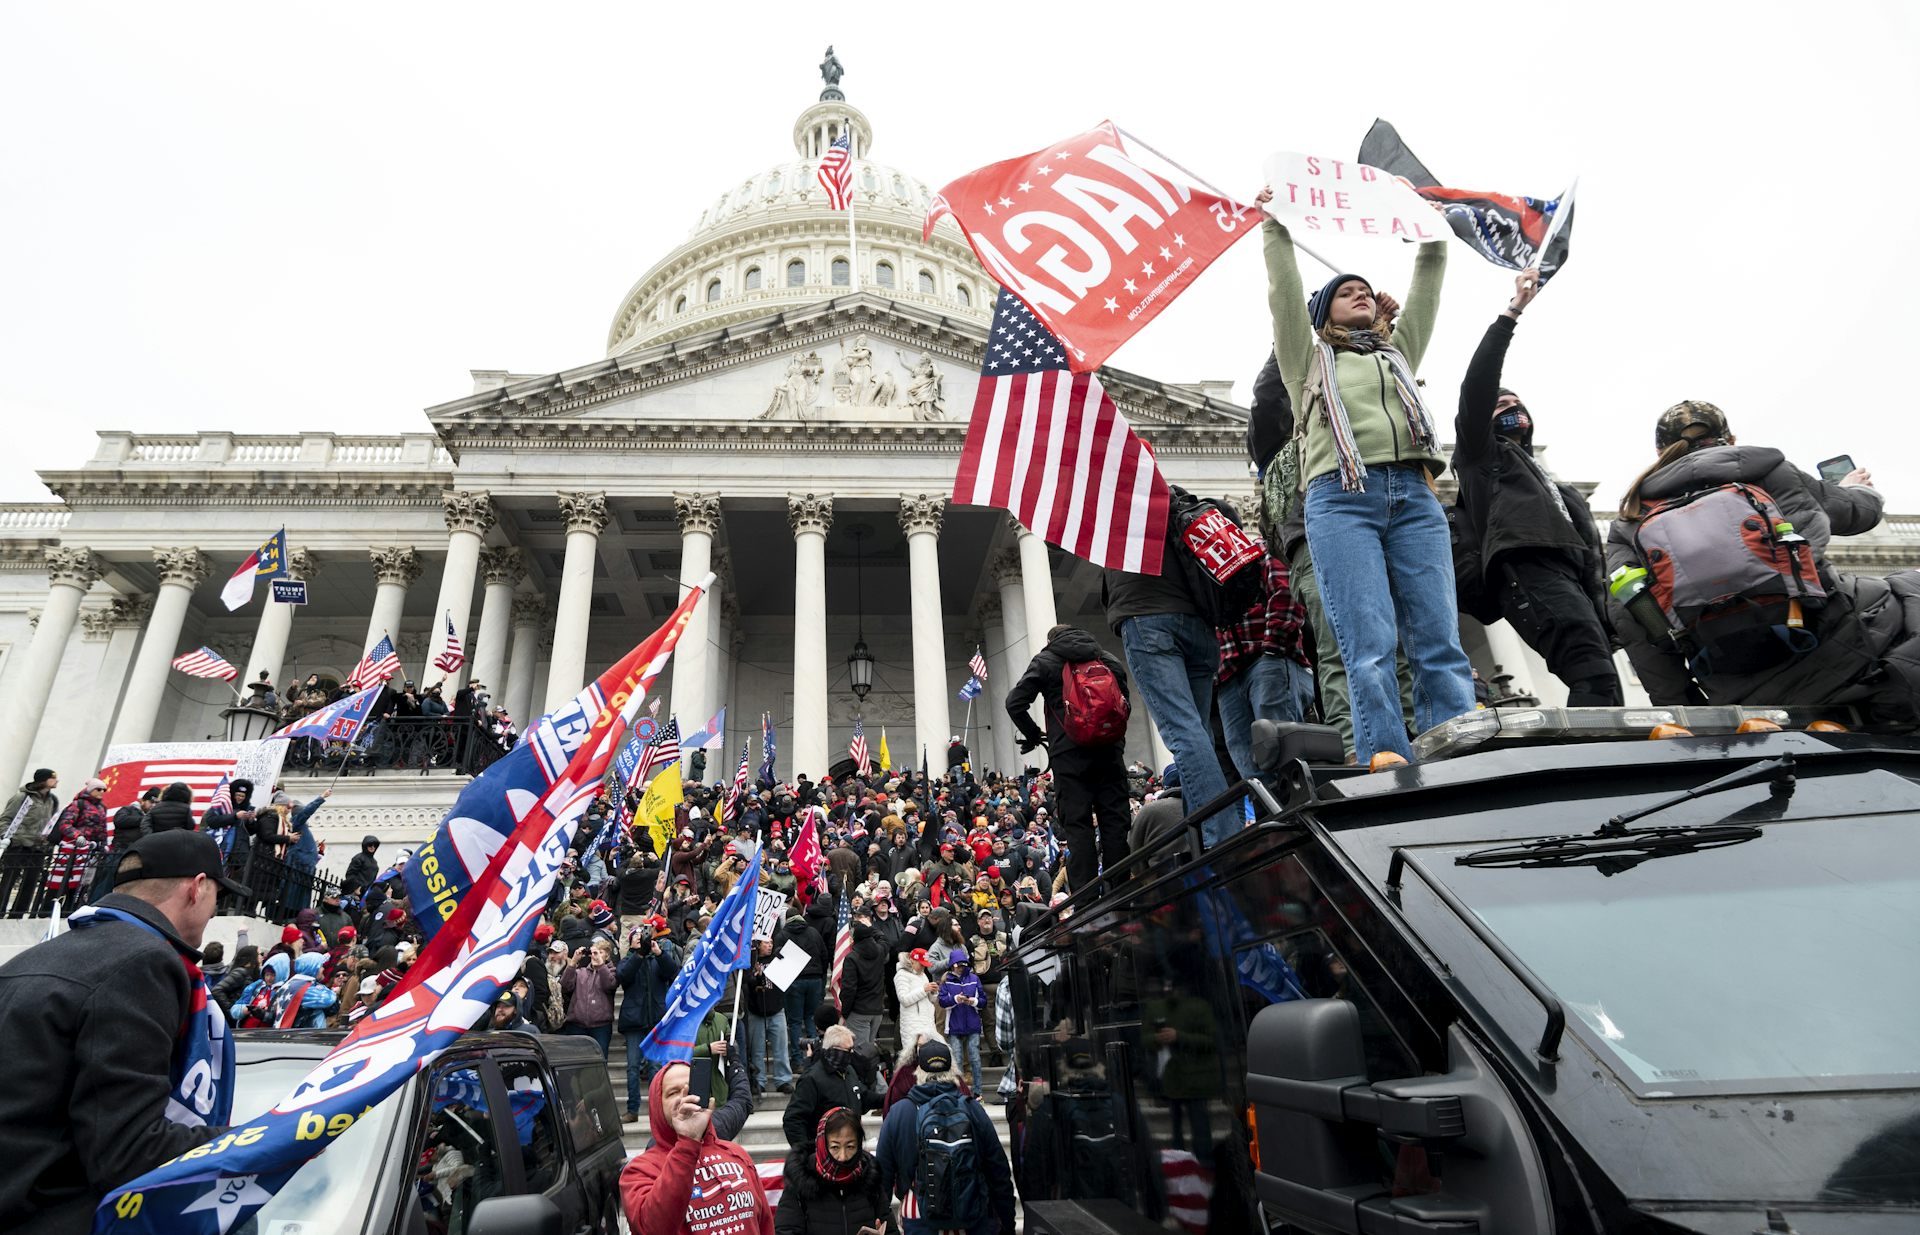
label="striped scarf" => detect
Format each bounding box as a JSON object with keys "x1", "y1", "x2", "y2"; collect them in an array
[{"x1": 1311, "y1": 328, "x2": 1438, "y2": 491}]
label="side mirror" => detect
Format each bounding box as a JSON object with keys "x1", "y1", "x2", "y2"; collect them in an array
[
  {"x1": 1251, "y1": 720, "x2": 1344, "y2": 772},
  {"x1": 467, "y1": 1194, "x2": 564, "y2": 1235}
]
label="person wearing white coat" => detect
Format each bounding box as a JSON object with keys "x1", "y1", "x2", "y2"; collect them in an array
[{"x1": 892, "y1": 947, "x2": 944, "y2": 1068}]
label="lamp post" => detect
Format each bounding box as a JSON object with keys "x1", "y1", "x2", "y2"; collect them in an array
[
  {"x1": 847, "y1": 525, "x2": 874, "y2": 702},
  {"x1": 222, "y1": 703, "x2": 278, "y2": 743}
]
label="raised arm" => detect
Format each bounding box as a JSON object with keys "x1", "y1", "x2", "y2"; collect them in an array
[
  {"x1": 1389, "y1": 237, "x2": 1450, "y2": 371},
  {"x1": 1257, "y1": 203, "x2": 1316, "y2": 415},
  {"x1": 1456, "y1": 269, "x2": 1540, "y2": 467}
]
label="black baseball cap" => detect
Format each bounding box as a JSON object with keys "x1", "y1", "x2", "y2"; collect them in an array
[
  {"x1": 116, "y1": 830, "x2": 251, "y2": 896},
  {"x1": 917, "y1": 1038, "x2": 954, "y2": 1074}
]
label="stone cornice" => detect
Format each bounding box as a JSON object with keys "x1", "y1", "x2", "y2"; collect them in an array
[{"x1": 37, "y1": 471, "x2": 451, "y2": 510}]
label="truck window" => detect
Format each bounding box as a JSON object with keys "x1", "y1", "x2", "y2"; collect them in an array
[
  {"x1": 496, "y1": 1058, "x2": 565, "y2": 1193},
  {"x1": 552, "y1": 1056, "x2": 622, "y2": 1153},
  {"x1": 424, "y1": 1062, "x2": 511, "y2": 1234}
]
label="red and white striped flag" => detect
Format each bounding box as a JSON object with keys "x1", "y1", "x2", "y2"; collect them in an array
[
  {"x1": 628, "y1": 719, "x2": 681, "y2": 794},
  {"x1": 817, "y1": 132, "x2": 852, "y2": 210},
  {"x1": 828, "y1": 891, "x2": 853, "y2": 1010},
  {"x1": 432, "y1": 611, "x2": 465, "y2": 674},
  {"x1": 953, "y1": 289, "x2": 1169, "y2": 574},
  {"x1": 724, "y1": 740, "x2": 751, "y2": 822},
  {"x1": 201, "y1": 774, "x2": 233, "y2": 822},
  {"x1": 969, "y1": 648, "x2": 989, "y2": 680},
  {"x1": 347, "y1": 634, "x2": 402, "y2": 690},
  {"x1": 171, "y1": 646, "x2": 239, "y2": 682},
  {"x1": 848, "y1": 717, "x2": 869, "y2": 777}
]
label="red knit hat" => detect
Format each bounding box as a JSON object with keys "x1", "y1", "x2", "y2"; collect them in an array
[
  {"x1": 280, "y1": 925, "x2": 301, "y2": 944},
  {"x1": 533, "y1": 923, "x2": 554, "y2": 943}
]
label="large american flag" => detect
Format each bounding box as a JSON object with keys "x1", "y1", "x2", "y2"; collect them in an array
[
  {"x1": 828, "y1": 891, "x2": 853, "y2": 1010},
  {"x1": 171, "y1": 646, "x2": 238, "y2": 682},
  {"x1": 848, "y1": 717, "x2": 869, "y2": 776},
  {"x1": 629, "y1": 718, "x2": 681, "y2": 794},
  {"x1": 953, "y1": 289, "x2": 1170, "y2": 574},
  {"x1": 724, "y1": 739, "x2": 751, "y2": 822},
  {"x1": 347, "y1": 634, "x2": 402, "y2": 690},
  {"x1": 817, "y1": 131, "x2": 852, "y2": 210},
  {"x1": 431, "y1": 611, "x2": 465, "y2": 674}
]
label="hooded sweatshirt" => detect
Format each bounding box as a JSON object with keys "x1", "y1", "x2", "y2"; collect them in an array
[{"x1": 621, "y1": 1065, "x2": 773, "y2": 1235}]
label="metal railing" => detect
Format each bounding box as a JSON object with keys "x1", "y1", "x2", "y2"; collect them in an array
[
  {"x1": 0, "y1": 843, "x2": 344, "y2": 925},
  {"x1": 280, "y1": 716, "x2": 511, "y2": 778}
]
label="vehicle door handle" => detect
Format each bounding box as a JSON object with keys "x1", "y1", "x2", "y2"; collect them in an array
[{"x1": 1246, "y1": 1073, "x2": 1466, "y2": 1141}]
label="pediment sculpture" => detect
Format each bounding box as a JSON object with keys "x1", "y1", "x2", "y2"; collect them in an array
[
  {"x1": 759, "y1": 340, "x2": 947, "y2": 421},
  {"x1": 758, "y1": 351, "x2": 825, "y2": 421}
]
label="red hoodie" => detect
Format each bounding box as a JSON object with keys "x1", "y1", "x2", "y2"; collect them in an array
[{"x1": 621, "y1": 1065, "x2": 773, "y2": 1235}]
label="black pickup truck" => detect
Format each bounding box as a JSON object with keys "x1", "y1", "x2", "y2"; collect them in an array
[
  {"x1": 1009, "y1": 706, "x2": 1920, "y2": 1235},
  {"x1": 230, "y1": 1029, "x2": 626, "y2": 1235}
]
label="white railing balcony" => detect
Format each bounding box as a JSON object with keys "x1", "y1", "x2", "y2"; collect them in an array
[{"x1": 0, "y1": 505, "x2": 71, "y2": 530}]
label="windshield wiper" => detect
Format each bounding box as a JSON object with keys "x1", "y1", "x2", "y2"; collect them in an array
[{"x1": 1457, "y1": 755, "x2": 1793, "y2": 875}]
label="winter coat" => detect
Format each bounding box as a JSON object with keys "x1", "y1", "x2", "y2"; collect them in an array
[
  {"x1": 937, "y1": 971, "x2": 984, "y2": 1037},
  {"x1": 108, "y1": 805, "x2": 149, "y2": 853},
  {"x1": 618, "y1": 937, "x2": 683, "y2": 1032},
  {"x1": 0, "y1": 893, "x2": 219, "y2": 1232},
  {"x1": 775, "y1": 1152, "x2": 894, "y2": 1235},
  {"x1": 561, "y1": 960, "x2": 618, "y2": 1028},
  {"x1": 892, "y1": 966, "x2": 941, "y2": 1052},
  {"x1": 839, "y1": 925, "x2": 890, "y2": 1017},
  {"x1": 785, "y1": 917, "x2": 829, "y2": 981},
  {"x1": 0, "y1": 786, "x2": 60, "y2": 849},
  {"x1": 619, "y1": 1066, "x2": 772, "y2": 1235},
  {"x1": 285, "y1": 797, "x2": 325, "y2": 869},
  {"x1": 1005, "y1": 626, "x2": 1132, "y2": 770},
  {"x1": 211, "y1": 961, "x2": 259, "y2": 1018},
  {"x1": 344, "y1": 842, "x2": 382, "y2": 893},
  {"x1": 783, "y1": 1055, "x2": 881, "y2": 1150},
  {"x1": 142, "y1": 797, "x2": 194, "y2": 836},
  {"x1": 874, "y1": 1081, "x2": 1016, "y2": 1235}
]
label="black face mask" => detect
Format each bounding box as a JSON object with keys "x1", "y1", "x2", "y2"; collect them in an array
[
  {"x1": 823, "y1": 1047, "x2": 851, "y2": 1074},
  {"x1": 1494, "y1": 406, "x2": 1531, "y2": 438}
]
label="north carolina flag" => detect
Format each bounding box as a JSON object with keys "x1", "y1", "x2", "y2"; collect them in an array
[{"x1": 219, "y1": 530, "x2": 288, "y2": 611}]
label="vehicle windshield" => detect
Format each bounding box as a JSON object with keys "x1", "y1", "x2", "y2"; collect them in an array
[
  {"x1": 1429, "y1": 814, "x2": 1920, "y2": 1095},
  {"x1": 228, "y1": 1056, "x2": 401, "y2": 1234}
]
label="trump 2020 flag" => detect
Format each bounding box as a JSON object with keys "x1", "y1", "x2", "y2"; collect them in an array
[
  {"x1": 640, "y1": 845, "x2": 761, "y2": 1063},
  {"x1": 90, "y1": 576, "x2": 713, "y2": 1235},
  {"x1": 218, "y1": 529, "x2": 288, "y2": 611},
  {"x1": 263, "y1": 684, "x2": 383, "y2": 745},
  {"x1": 1359, "y1": 119, "x2": 1575, "y2": 281},
  {"x1": 400, "y1": 583, "x2": 710, "y2": 945},
  {"x1": 926, "y1": 122, "x2": 1256, "y2": 373}
]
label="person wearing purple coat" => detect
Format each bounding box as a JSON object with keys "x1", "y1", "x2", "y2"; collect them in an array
[{"x1": 936, "y1": 956, "x2": 985, "y2": 1094}]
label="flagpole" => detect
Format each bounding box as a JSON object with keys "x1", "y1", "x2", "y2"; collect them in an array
[
  {"x1": 845, "y1": 116, "x2": 860, "y2": 293},
  {"x1": 1115, "y1": 125, "x2": 1341, "y2": 275}
]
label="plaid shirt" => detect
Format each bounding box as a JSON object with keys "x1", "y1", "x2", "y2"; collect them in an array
[{"x1": 1217, "y1": 554, "x2": 1310, "y2": 682}]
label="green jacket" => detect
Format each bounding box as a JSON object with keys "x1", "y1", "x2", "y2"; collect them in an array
[
  {"x1": 1263, "y1": 220, "x2": 1449, "y2": 484},
  {"x1": 693, "y1": 1009, "x2": 731, "y2": 1107}
]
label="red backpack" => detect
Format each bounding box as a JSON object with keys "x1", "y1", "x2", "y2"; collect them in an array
[{"x1": 1058, "y1": 658, "x2": 1130, "y2": 746}]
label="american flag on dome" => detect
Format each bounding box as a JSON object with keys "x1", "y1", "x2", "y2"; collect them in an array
[
  {"x1": 970, "y1": 648, "x2": 989, "y2": 680},
  {"x1": 828, "y1": 891, "x2": 853, "y2": 1010},
  {"x1": 954, "y1": 289, "x2": 1170, "y2": 574},
  {"x1": 848, "y1": 717, "x2": 869, "y2": 776},
  {"x1": 171, "y1": 646, "x2": 238, "y2": 682},
  {"x1": 346, "y1": 634, "x2": 401, "y2": 690},
  {"x1": 817, "y1": 131, "x2": 853, "y2": 210},
  {"x1": 431, "y1": 611, "x2": 465, "y2": 674}
]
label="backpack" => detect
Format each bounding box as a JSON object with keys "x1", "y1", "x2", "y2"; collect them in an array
[
  {"x1": 913, "y1": 1086, "x2": 987, "y2": 1227},
  {"x1": 1167, "y1": 486, "x2": 1265, "y2": 626},
  {"x1": 1629, "y1": 482, "x2": 1827, "y2": 678},
  {"x1": 1058, "y1": 658, "x2": 1129, "y2": 747}
]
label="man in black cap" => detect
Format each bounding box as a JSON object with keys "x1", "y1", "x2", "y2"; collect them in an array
[
  {"x1": 876, "y1": 1039, "x2": 1015, "y2": 1235},
  {"x1": 0, "y1": 830, "x2": 249, "y2": 1233}
]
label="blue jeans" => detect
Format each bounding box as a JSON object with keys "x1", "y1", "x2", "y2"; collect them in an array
[
  {"x1": 565, "y1": 1021, "x2": 612, "y2": 1061},
  {"x1": 785, "y1": 976, "x2": 824, "y2": 1068},
  {"x1": 1304, "y1": 466, "x2": 1475, "y2": 762},
  {"x1": 746, "y1": 1011, "x2": 792, "y2": 1089},
  {"x1": 952, "y1": 1032, "x2": 983, "y2": 1094},
  {"x1": 1120, "y1": 613, "x2": 1236, "y2": 845},
  {"x1": 625, "y1": 1030, "x2": 655, "y2": 1113},
  {"x1": 1217, "y1": 655, "x2": 1316, "y2": 781}
]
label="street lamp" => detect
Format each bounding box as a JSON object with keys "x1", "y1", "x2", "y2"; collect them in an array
[
  {"x1": 847, "y1": 525, "x2": 873, "y2": 702},
  {"x1": 222, "y1": 703, "x2": 277, "y2": 743}
]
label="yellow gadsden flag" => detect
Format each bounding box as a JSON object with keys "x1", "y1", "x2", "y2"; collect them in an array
[
  {"x1": 636, "y1": 762, "x2": 683, "y2": 855},
  {"x1": 877, "y1": 727, "x2": 892, "y2": 774}
]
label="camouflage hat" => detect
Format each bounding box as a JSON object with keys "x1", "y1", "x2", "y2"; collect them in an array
[{"x1": 1655, "y1": 400, "x2": 1731, "y2": 450}]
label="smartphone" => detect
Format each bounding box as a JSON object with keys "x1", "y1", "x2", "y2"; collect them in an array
[
  {"x1": 1817, "y1": 454, "x2": 1856, "y2": 484},
  {"x1": 687, "y1": 1059, "x2": 715, "y2": 1109}
]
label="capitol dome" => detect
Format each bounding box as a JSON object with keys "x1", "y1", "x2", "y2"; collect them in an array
[{"x1": 605, "y1": 94, "x2": 995, "y2": 356}]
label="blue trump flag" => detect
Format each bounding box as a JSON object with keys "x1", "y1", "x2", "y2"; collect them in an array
[
  {"x1": 640, "y1": 846, "x2": 761, "y2": 1063},
  {"x1": 264, "y1": 684, "x2": 383, "y2": 744}
]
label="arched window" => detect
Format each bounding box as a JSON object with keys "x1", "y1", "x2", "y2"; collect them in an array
[
  {"x1": 831, "y1": 258, "x2": 850, "y2": 287},
  {"x1": 706, "y1": 279, "x2": 723, "y2": 303},
  {"x1": 768, "y1": 172, "x2": 783, "y2": 195},
  {"x1": 744, "y1": 266, "x2": 763, "y2": 291},
  {"x1": 674, "y1": 295, "x2": 687, "y2": 314},
  {"x1": 875, "y1": 262, "x2": 895, "y2": 288},
  {"x1": 918, "y1": 270, "x2": 936, "y2": 295},
  {"x1": 891, "y1": 176, "x2": 906, "y2": 198},
  {"x1": 787, "y1": 259, "x2": 807, "y2": 287},
  {"x1": 861, "y1": 166, "x2": 878, "y2": 193},
  {"x1": 955, "y1": 283, "x2": 972, "y2": 308}
]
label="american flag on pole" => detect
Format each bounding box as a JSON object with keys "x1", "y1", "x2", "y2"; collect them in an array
[
  {"x1": 432, "y1": 611, "x2": 465, "y2": 674},
  {"x1": 631, "y1": 718, "x2": 681, "y2": 793},
  {"x1": 953, "y1": 289, "x2": 1170, "y2": 574},
  {"x1": 848, "y1": 717, "x2": 869, "y2": 776},
  {"x1": 724, "y1": 740, "x2": 751, "y2": 822},
  {"x1": 817, "y1": 131, "x2": 853, "y2": 210},
  {"x1": 828, "y1": 891, "x2": 853, "y2": 1010},
  {"x1": 970, "y1": 648, "x2": 989, "y2": 680},
  {"x1": 202, "y1": 774, "x2": 233, "y2": 821},
  {"x1": 346, "y1": 634, "x2": 401, "y2": 690},
  {"x1": 171, "y1": 646, "x2": 238, "y2": 682}
]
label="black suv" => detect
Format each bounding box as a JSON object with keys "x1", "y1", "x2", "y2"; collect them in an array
[
  {"x1": 232, "y1": 1029, "x2": 625, "y2": 1234},
  {"x1": 1010, "y1": 711, "x2": 1920, "y2": 1235}
]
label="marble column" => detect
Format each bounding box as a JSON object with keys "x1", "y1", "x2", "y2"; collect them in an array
[
  {"x1": 0, "y1": 548, "x2": 101, "y2": 790},
  {"x1": 991, "y1": 549, "x2": 1039, "y2": 746},
  {"x1": 544, "y1": 491, "x2": 608, "y2": 711},
  {"x1": 86, "y1": 598, "x2": 151, "y2": 764},
  {"x1": 110, "y1": 548, "x2": 212, "y2": 747},
  {"x1": 471, "y1": 547, "x2": 525, "y2": 699},
  {"x1": 364, "y1": 547, "x2": 421, "y2": 663},
  {"x1": 788, "y1": 492, "x2": 833, "y2": 781},
  {"x1": 703, "y1": 553, "x2": 732, "y2": 733},
  {"x1": 901, "y1": 494, "x2": 950, "y2": 770},
  {"x1": 245, "y1": 548, "x2": 318, "y2": 691},
  {"x1": 1012, "y1": 518, "x2": 1059, "y2": 663},
  {"x1": 979, "y1": 597, "x2": 1017, "y2": 776},
  {"x1": 505, "y1": 593, "x2": 549, "y2": 729},
  {"x1": 424, "y1": 490, "x2": 494, "y2": 690},
  {"x1": 672, "y1": 493, "x2": 721, "y2": 735}
]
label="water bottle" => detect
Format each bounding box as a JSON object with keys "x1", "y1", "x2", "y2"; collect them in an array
[
  {"x1": 1608, "y1": 565, "x2": 1674, "y2": 644},
  {"x1": 1774, "y1": 523, "x2": 1809, "y2": 628}
]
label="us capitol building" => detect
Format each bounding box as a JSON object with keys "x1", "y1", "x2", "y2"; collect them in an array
[{"x1": 4, "y1": 67, "x2": 1916, "y2": 842}]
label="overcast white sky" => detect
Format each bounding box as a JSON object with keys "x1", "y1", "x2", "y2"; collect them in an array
[{"x1": 4, "y1": 3, "x2": 1917, "y2": 513}]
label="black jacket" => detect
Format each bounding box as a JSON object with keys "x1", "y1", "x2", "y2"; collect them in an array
[
  {"x1": 783, "y1": 1055, "x2": 881, "y2": 1149},
  {"x1": 1101, "y1": 559, "x2": 1199, "y2": 634},
  {"x1": 344, "y1": 844, "x2": 382, "y2": 893},
  {"x1": 1004, "y1": 626, "x2": 1131, "y2": 769},
  {"x1": 784, "y1": 917, "x2": 829, "y2": 981},
  {"x1": 1453, "y1": 316, "x2": 1599, "y2": 572},
  {"x1": 210, "y1": 961, "x2": 260, "y2": 1019},
  {"x1": 144, "y1": 799, "x2": 194, "y2": 834},
  {"x1": 775, "y1": 1154, "x2": 895, "y2": 1235},
  {"x1": 840, "y1": 925, "x2": 890, "y2": 1017},
  {"x1": 0, "y1": 894, "x2": 221, "y2": 1234}
]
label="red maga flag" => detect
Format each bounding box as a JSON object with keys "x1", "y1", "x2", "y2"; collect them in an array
[{"x1": 927, "y1": 122, "x2": 1256, "y2": 373}]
